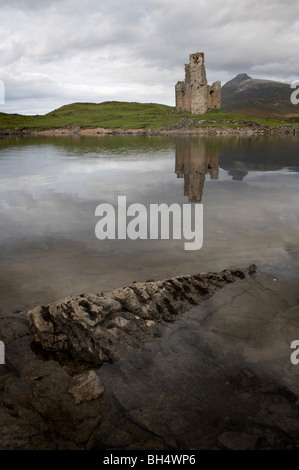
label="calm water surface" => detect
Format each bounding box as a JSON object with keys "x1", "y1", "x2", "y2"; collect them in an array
[{"x1": 0, "y1": 135, "x2": 298, "y2": 313}]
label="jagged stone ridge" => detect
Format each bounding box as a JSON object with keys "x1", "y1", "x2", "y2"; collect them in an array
[{"x1": 27, "y1": 265, "x2": 257, "y2": 367}]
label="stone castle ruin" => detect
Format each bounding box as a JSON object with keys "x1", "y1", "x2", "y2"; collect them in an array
[{"x1": 175, "y1": 52, "x2": 221, "y2": 114}]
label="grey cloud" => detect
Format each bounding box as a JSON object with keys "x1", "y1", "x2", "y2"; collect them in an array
[{"x1": 1, "y1": 0, "x2": 299, "y2": 114}]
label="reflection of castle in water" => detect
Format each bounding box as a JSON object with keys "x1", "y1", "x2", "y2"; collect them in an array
[{"x1": 175, "y1": 139, "x2": 219, "y2": 202}]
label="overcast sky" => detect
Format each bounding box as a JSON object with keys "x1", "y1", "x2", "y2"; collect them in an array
[{"x1": 1, "y1": 0, "x2": 298, "y2": 115}]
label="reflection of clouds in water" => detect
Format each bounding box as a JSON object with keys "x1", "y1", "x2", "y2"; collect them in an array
[
  {"x1": 1, "y1": 136, "x2": 299, "y2": 313},
  {"x1": 0, "y1": 158, "x2": 172, "y2": 192},
  {"x1": 0, "y1": 147, "x2": 180, "y2": 245},
  {"x1": 1, "y1": 145, "x2": 299, "y2": 247},
  {"x1": 0, "y1": 170, "x2": 184, "y2": 244},
  {"x1": 0, "y1": 190, "x2": 94, "y2": 242}
]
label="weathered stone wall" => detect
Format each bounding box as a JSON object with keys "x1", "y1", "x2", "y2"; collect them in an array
[
  {"x1": 175, "y1": 52, "x2": 221, "y2": 114},
  {"x1": 175, "y1": 81, "x2": 185, "y2": 111},
  {"x1": 184, "y1": 63, "x2": 192, "y2": 111},
  {"x1": 208, "y1": 81, "x2": 222, "y2": 110},
  {"x1": 189, "y1": 52, "x2": 208, "y2": 114}
]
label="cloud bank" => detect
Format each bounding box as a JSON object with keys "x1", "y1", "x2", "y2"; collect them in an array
[{"x1": 1, "y1": 0, "x2": 298, "y2": 114}]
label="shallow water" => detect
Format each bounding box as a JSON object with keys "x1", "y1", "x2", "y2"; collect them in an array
[{"x1": 0, "y1": 134, "x2": 298, "y2": 313}]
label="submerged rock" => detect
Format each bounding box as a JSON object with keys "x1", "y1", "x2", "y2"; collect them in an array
[
  {"x1": 27, "y1": 266, "x2": 256, "y2": 367},
  {"x1": 217, "y1": 431, "x2": 259, "y2": 450},
  {"x1": 68, "y1": 371, "x2": 104, "y2": 405}
]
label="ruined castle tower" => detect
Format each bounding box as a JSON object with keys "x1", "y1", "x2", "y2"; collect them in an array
[{"x1": 175, "y1": 52, "x2": 221, "y2": 114}]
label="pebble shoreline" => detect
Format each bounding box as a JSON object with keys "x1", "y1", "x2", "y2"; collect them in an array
[{"x1": 1, "y1": 118, "x2": 299, "y2": 137}]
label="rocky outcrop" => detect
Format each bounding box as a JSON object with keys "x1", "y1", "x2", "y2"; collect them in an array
[{"x1": 27, "y1": 266, "x2": 256, "y2": 368}]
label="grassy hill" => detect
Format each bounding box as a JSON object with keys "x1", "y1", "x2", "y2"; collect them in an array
[{"x1": 0, "y1": 100, "x2": 298, "y2": 131}]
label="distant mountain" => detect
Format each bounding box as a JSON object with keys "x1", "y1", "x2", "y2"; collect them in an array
[{"x1": 221, "y1": 73, "x2": 299, "y2": 118}]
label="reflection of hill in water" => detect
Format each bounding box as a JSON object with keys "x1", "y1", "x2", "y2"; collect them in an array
[
  {"x1": 175, "y1": 137, "x2": 299, "y2": 198},
  {"x1": 217, "y1": 137, "x2": 299, "y2": 180}
]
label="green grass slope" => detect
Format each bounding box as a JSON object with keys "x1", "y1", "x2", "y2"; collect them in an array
[
  {"x1": 0, "y1": 101, "x2": 297, "y2": 131},
  {"x1": 0, "y1": 101, "x2": 178, "y2": 130}
]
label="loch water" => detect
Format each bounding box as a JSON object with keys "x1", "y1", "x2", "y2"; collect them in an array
[{"x1": 0, "y1": 135, "x2": 298, "y2": 313}]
